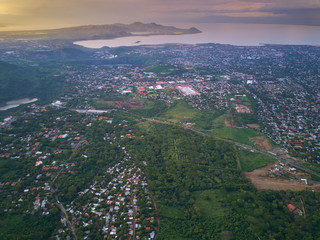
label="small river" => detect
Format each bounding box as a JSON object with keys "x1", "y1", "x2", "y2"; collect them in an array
[{"x1": 0, "y1": 98, "x2": 38, "y2": 111}]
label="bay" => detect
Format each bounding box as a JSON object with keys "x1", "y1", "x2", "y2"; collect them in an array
[{"x1": 74, "y1": 23, "x2": 320, "y2": 48}]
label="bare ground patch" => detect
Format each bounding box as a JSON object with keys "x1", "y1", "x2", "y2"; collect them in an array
[
  {"x1": 247, "y1": 124, "x2": 260, "y2": 129},
  {"x1": 249, "y1": 136, "x2": 272, "y2": 151},
  {"x1": 114, "y1": 97, "x2": 144, "y2": 109},
  {"x1": 245, "y1": 163, "x2": 320, "y2": 192},
  {"x1": 224, "y1": 119, "x2": 235, "y2": 127},
  {"x1": 100, "y1": 97, "x2": 144, "y2": 110}
]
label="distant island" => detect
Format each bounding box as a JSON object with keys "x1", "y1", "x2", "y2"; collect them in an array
[{"x1": 0, "y1": 22, "x2": 201, "y2": 41}]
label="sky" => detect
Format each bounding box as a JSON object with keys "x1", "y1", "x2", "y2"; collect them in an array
[{"x1": 1, "y1": 0, "x2": 320, "y2": 31}]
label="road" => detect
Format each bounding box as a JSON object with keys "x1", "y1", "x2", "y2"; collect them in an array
[
  {"x1": 49, "y1": 149, "x2": 78, "y2": 240},
  {"x1": 144, "y1": 171, "x2": 160, "y2": 239},
  {"x1": 142, "y1": 118, "x2": 320, "y2": 178},
  {"x1": 50, "y1": 185, "x2": 78, "y2": 240}
]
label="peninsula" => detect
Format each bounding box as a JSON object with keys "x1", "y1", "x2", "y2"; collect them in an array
[{"x1": 0, "y1": 22, "x2": 201, "y2": 41}]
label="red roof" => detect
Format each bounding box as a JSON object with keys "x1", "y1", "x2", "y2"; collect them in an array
[{"x1": 287, "y1": 204, "x2": 296, "y2": 212}]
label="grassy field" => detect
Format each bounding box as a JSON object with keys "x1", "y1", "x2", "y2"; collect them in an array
[
  {"x1": 144, "y1": 64, "x2": 187, "y2": 76},
  {"x1": 193, "y1": 190, "x2": 228, "y2": 217},
  {"x1": 92, "y1": 99, "x2": 117, "y2": 109},
  {"x1": 158, "y1": 101, "x2": 198, "y2": 123},
  {"x1": 236, "y1": 95, "x2": 251, "y2": 106},
  {"x1": 191, "y1": 110, "x2": 223, "y2": 130},
  {"x1": 131, "y1": 98, "x2": 167, "y2": 117},
  {"x1": 209, "y1": 127, "x2": 264, "y2": 146},
  {"x1": 238, "y1": 149, "x2": 275, "y2": 172},
  {"x1": 211, "y1": 113, "x2": 229, "y2": 128},
  {"x1": 210, "y1": 127, "x2": 261, "y2": 143}
]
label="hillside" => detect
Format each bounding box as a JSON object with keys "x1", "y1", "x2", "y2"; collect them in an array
[
  {"x1": 0, "y1": 22, "x2": 201, "y2": 41},
  {"x1": 0, "y1": 61, "x2": 66, "y2": 104}
]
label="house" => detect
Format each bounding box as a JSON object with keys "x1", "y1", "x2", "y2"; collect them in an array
[{"x1": 287, "y1": 204, "x2": 296, "y2": 212}]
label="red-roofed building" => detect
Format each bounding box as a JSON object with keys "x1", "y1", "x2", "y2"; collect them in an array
[{"x1": 288, "y1": 204, "x2": 296, "y2": 212}]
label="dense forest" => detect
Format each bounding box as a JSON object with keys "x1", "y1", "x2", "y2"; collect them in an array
[{"x1": 0, "y1": 61, "x2": 66, "y2": 104}]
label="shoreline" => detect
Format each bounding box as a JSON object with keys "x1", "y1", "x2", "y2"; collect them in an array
[
  {"x1": 74, "y1": 23, "x2": 320, "y2": 49},
  {"x1": 0, "y1": 98, "x2": 38, "y2": 111}
]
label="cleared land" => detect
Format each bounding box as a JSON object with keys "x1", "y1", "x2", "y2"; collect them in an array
[
  {"x1": 224, "y1": 119, "x2": 235, "y2": 127},
  {"x1": 245, "y1": 163, "x2": 320, "y2": 192},
  {"x1": 249, "y1": 136, "x2": 273, "y2": 151},
  {"x1": 247, "y1": 124, "x2": 260, "y2": 128},
  {"x1": 94, "y1": 97, "x2": 144, "y2": 110}
]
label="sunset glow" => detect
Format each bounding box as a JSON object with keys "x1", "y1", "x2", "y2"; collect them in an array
[{"x1": 0, "y1": 0, "x2": 320, "y2": 30}]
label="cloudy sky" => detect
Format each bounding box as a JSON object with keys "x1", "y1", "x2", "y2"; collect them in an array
[{"x1": 1, "y1": 0, "x2": 320, "y2": 30}]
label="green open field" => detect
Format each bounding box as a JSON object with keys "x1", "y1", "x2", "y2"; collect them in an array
[
  {"x1": 193, "y1": 190, "x2": 228, "y2": 217},
  {"x1": 209, "y1": 127, "x2": 264, "y2": 146},
  {"x1": 235, "y1": 95, "x2": 251, "y2": 106},
  {"x1": 211, "y1": 113, "x2": 228, "y2": 128},
  {"x1": 93, "y1": 99, "x2": 117, "y2": 109},
  {"x1": 144, "y1": 64, "x2": 187, "y2": 76},
  {"x1": 238, "y1": 149, "x2": 275, "y2": 172},
  {"x1": 158, "y1": 101, "x2": 198, "y2": 123},
  {"x1": 157, "y1": 100, "x2": 223, "y2": 129}
]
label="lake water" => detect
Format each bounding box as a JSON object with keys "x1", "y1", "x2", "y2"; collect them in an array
[
  {"x1": 0, "y1": 98, "x2": 38, "y2": 111},
  {"x1": 74, "y1": 23, "x2": 320, "y2": 48}
]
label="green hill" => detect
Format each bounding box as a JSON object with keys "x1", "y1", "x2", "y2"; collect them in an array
[{"x1": 0, "y1": 61, "x2": 65, "y2": 104}]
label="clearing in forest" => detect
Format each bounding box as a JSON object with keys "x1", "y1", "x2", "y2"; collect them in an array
[{"x1": 245, "y1": 163, "x2": 320, "y2": 192}]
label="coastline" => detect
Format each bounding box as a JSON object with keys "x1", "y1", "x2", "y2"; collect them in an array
[
  {"x1": 0, "y1": 98, "x2": 38, "y2": 111},
  {"x1": 74, "y1": 23, "x2": 320, "y2": 48}
]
